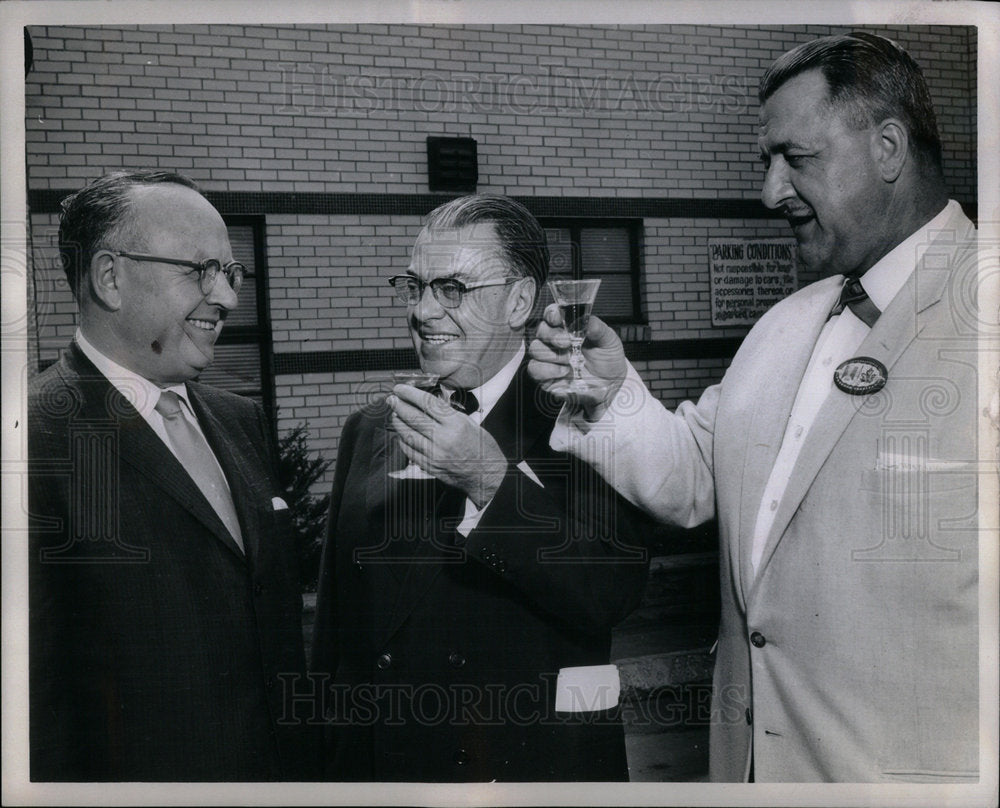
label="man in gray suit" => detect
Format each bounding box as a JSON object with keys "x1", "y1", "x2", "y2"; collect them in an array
[
  {"x1": 530, "y1": 33, "x2": 981, "y2": 782},
  {"x1": 29, "y1": 169, "x2": 318, "y2": 780}
]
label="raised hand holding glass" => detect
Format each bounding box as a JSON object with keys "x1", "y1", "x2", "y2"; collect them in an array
[{"x1": 547, "y1": 278, "x2": 602, "y2": 393}]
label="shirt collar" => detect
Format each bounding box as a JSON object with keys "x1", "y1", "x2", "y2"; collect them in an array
[
  {"x1": 858, "y1": 199, "x2": 961, "y2": 311},
  {"x1": 447, "y1": 343, "x2": 525, "y2": 420},
  {"x1": 75, "y1": 329, "x2": 190, "y2": 416}
]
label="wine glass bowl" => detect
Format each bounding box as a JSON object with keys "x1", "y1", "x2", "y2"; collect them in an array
[{"x1": 547, "y1": 278, "x2": 602, "y2": 393}]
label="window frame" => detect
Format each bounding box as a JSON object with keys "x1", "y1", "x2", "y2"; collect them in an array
[
  {"x1": 538, "y1": 217, "x2": 645, "y2": 325},
  {"x1": 218, "y1": 214, "x2": 277, "y2": 430}
]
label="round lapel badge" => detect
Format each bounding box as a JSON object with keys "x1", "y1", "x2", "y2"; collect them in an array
[{"x1": 833, "y1": 356, "x2": 888, "y2": 396}]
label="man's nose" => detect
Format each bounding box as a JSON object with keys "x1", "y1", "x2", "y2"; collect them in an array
[
  {"x1": 761, "y1": 158, "x2": 795, "y2": 210},
  {"x1": 205, "y1": 270, "x2": 240, "y2": 311},
  {"x1": 412, "y1": 281, "x2": 444, "y2": 319}
]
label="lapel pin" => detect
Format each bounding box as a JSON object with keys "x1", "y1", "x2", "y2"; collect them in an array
[{"x1": 834, "y1": 356, "x2": 888, "y2": 396}]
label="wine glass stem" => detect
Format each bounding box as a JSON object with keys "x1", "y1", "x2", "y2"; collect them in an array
[{"x1": 569, "y1": 338, "x2": 585, "y2": 380}]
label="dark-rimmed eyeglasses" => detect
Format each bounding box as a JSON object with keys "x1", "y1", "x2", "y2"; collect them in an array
[
  {"x1": 111, "y1": 251, "x2": 249, "y2": 295},
  {"x1": 388, "y1": 275, "x2": 517, "y2": 308}
]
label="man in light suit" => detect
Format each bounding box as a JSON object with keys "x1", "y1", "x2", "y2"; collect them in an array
[
  {"x1": 529, "y1": 33, "x2": 982, "y2": 782},
  {"x1": 29, "y1": 170, "x2": 318, "y2": 780},
  {"x1": 311, "y1": 194, "x2": 650, "y2": 781}
]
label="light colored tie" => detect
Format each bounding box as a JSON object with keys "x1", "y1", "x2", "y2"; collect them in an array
[{"x1": 155, "y1": 390, "x2": 244, "y2": 551}]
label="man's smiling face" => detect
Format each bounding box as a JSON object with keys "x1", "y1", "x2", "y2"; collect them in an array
[
  {"x1": 758, "y1": 68, "x2": 894, "y2": 278},
  {"x1": 405, "y1": 222, "x2": 525, "y2": 391},
  {"x1": 107, "y1": 183, "x2": 239, "y2": 384}
]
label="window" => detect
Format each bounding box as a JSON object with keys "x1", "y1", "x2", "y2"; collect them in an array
[
  {"x1": 538, "y1": 219, "x2": 643, "y2": 324},
  {"x1": 194, "y1": 215, "x2": 276, "y2": 422}
]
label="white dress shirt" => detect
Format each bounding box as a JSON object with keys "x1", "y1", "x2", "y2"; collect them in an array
[
  {"x1": 748, "y1": 200, "x2": 960, "y2": 573},
  {"x1": 75, "y1": 330, "x2": 235, "y2": 499},
  {"x1": 451, "y1": 343, "x2": 544, "y2": 536}
]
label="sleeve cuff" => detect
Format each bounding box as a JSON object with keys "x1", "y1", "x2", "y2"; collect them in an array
[{"x1": 550, "y1": 363, "x2": 644, "y2": 452}]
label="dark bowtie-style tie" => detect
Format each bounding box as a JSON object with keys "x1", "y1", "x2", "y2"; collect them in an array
[
  {"x1": 450, "y1": 388, "x2": 479, "y2": 416},
  {"x1": 437, "y1": 387, "x2": 479, "y2": 416},
  {"x1": 155, "y1": 390, "x2": 244, "y2": 551},
  {"x1": 829, "y1": 275, "x2": 881, "y2": 328}
]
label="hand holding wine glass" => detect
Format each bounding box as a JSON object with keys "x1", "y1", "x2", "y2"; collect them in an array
[
  {"x1": 547, "y1": 279, "x2": 603, "y2": 393},
  {"x1": 528, "y1": 289, "x2": 628, "y2": 421}
]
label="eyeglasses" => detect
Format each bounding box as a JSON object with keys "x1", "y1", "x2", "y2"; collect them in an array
[
  {"x1": 111, "y1": 251, "x2": 249, "y2": 295},
  {"x1": 388, "y1": 275, "x2": 517, "y2": 308}
]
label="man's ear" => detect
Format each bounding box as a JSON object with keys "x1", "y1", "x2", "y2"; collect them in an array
[
  {"x1": 873, "y1": 118, "x2": 909, "y2": 183},
  {"x1": 508, "y1": 276, "x2": 537, "y2": 329},
  {"x1": 89, "y1": 251, "x2": 122, "y2": 310}
]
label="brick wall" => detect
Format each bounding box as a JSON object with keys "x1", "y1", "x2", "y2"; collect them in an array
[
  {"x1": 25, "y1": 24, "x2": 976, "y2": 195},
  {"x1": 24, "y1": 23, "x2": 978, "y2": 485},
  {"x1": 266, "y1": 214, "x2": 418, "y2": 353}
]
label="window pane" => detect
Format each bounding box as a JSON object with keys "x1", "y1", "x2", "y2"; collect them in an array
[
  {"x1": 224, "y1": 224, "x2": 259, "y2": 328},
  {"x1": 537, "y1": 220, "x2": 641, "y2": 325},
  {"x1": 591, "y1": 274, "x2": 635, "y2": 320},
  {"x1": 197, "y1": 342, "x2": 262, "y2": 400},
  {"x1": 544, "y1": 228, "x2": 574, "y2": 278},
  {"x1": 580, "y1": 228, "x2": 631, "y2": 274}
]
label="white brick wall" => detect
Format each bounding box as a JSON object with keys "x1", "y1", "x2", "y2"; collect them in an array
[{"x1": 26, "y1": 25, "x2": 976, "y2": 196}]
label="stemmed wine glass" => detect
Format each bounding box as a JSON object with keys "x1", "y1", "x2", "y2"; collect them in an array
[
  {"x1": 388, "y1": 370, "x2": 443, "y2": 480},
  {"x1": 547, "y1": 278, "x2": 602, "y2": 393}
]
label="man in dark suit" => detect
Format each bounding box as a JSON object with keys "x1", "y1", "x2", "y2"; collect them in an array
[
  {"x1": 28, "y1": 169, "x2": 317, "y2": 781},
  {"x1": 311, "y1": 194, "x2": 650, "y2": 782}
]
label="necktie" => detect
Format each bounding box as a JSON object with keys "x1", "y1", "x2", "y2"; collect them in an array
[
  {"x1": 434, "y1": 386, "x2": 479, "y2": 416},
  {"x1": 155, "y1": 390, "x2": 244, "y2": 551},
  {"x1": 448, "y1": 388, "x2": 480, "y2": 416},
  {"x1": 829, "y1": 275, "x2": 881, "y2": 328}
]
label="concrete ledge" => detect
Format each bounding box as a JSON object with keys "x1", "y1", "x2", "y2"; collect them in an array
[{"x1": 618, "y1": 648, "x2": 715, "y2": 696}]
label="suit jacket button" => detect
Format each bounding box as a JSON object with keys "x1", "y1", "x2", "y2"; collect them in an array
[
  {"x1": 496, "y1": 560, "x2": 507, "y2": 573},
  {"x1": 453, "y1": 749, "x2": 470, "y2": 766},
  {"x1": 448, "y1": 651, "x2": 466, "y2": 669},
  {"x1": 254, "y1": 581, "x2": 264, "y2": 596},
  {"x1": 750, "y1": 631, "x2": 766, "y2": 648},
  {"x1": 266, "y1": 676, "x2": 275, "y2": 691},
  {"x1": 354, "y1": 561, "x2": 364, "y2": 573},
  {"x1": 745, "y1": 708, "x2": 753, "y2": 725},
  {"x1": 376, "y1": 653, "x2": 393, "y2": 670}
]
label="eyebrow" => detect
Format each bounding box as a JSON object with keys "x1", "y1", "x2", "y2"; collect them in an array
[
  {"x1": 758, "y1": 139, "x2": 814, "y2": 164},
  {"x1": 402, "y1": 270, "x2": 465, "y2": 282},
  {"x1": 760, "y1": 137, "x2": 812, "y2": 155}
]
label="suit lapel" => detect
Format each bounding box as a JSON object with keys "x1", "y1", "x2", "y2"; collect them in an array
[
  {"x1": 187, "y1": 387, "x2": 261, "y2": 561},
  {"x1": 359, "y1": 405, "x2": 448, "y2": 645},
  {"x1": 735, "y1": 277, "x2": 842, "y2": 597},
  {"x1": 362, "y1": 409, "x2": 415, "y2": 579},
  {"x1": 481, "y1": 364, "x2": 550, "y2": 463},
  {"x1": 377, "y1": 480, "x2": 460, "y2": 647},
  {"x1": 59, "y1": 344, "x2": 246, "y2": 561},
  {"x1": 752, "y1": 249, "x2": 953, "y2": 580}
]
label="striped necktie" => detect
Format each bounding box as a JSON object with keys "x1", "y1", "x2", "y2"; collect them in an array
[
  {"x1": 829, "y1": 275, "x2": 881, "y2": 328},
  {"x1": 155, "y1": 390, "x2": 244, "y2": 551}
]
